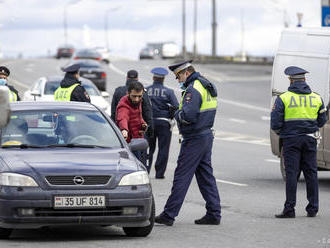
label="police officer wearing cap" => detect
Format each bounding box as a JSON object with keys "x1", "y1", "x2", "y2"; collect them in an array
[
  {"x1": 271, "y1": 66, "x2": 327, "y2": 218},
  {"x1": 155, "y1": 60, "x2": 221, "y2": 226},
  {"x1": 0, "y1": 66, "x2": 20, "y2": 102},
  {"x1": 146, "y1": 67, "x2": 179, "y2": 178},
  {"x1": 54, "y1": 64, "x2": 90, "y2": 102}
]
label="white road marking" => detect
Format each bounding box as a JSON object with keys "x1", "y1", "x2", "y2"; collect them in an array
[
  {"x1": 229, "y1": 118, "x2": 246, "y2": 124},
  {"x1": 108, "y1": 63, "x2": 126, "y2": 77},
  {"x1": 216, "y1": 179, "x2": 248, "y2": 187},
  {"x1": 220, "y1": 98, "x2": 269, "y2": 113},
  {"x1": 265, "y1": 159, "x2": 280, "y2": 163},
  {"x1": 261, "y1": 116, "x2": 270, "y2": 121}
]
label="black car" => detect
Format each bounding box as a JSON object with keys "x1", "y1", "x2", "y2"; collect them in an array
[
  {"x1": 69, "y1": 60, "x2": 107, "y2": 91},
  {"x1": 72, "y1": 49, "x2": 102, "y2": 61},
  {"x1": 0, "y1": 101, "x2": 154, "y2": 238},
  {"x1": 56, "y1": 45, "x2": 75, "y2": 59}
]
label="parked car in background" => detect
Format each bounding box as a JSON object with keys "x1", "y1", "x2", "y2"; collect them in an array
[
  {"x1": 94, "y1": 47, "x2": 111, "y2": 64},
  {"x1": 139, "y1": 47, "x2": 156, "y2": 60},
  {"x1": 0, "y1": 101, "x2": 154, "y2": 238},
  {"x1": 67, "y1": 60, "x2": 107, "y2": 91},
  {"x1": 72, "y1": 49, "x2": 102, "y2": 61},
  {"x1": 161, "y1": 42, "x2": 179, "y2": 59},
  {"x1": 139, "y1": 42, "x2": 179, "y2": 60},
  {"x1": 22, "y1": 76, "x2": 110, "y2": 115},
  {"x1": 56, "y1": 45, "x2": 75, "y2": 59}
]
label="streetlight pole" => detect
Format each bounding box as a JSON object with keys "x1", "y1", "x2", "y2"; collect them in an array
[
  {"x1": 193, "y1": 0, "x2": 197, "y2": 58},
  {"x1": 105, "y1": 7, "x2": 120, "y2": 52},
  {"x1": 64, "y1": 7, "x2": 68, "y2": 46},
  {"x1": 182, "y1": 0, "x2": 187, "y2": 59},
  {"x1": 211, "y1": 0, "x2": 217, "y2": 57}
]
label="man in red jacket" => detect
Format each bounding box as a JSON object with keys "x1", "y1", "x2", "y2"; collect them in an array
[{"x1": 116, "y1": 81, "x2": 148, "y2": 144}]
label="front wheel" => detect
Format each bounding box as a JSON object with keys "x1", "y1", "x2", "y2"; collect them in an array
[
  {"x1": 123, "y1": 197, "x2": 155, "y2": 237},
  {"x1": 0, "y1": 228, "x2": 12, "y2": 239}
]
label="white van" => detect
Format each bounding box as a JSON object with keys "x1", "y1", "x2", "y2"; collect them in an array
[{"x1": 270, "y1": 27, "x2": 330, "y2": 179}]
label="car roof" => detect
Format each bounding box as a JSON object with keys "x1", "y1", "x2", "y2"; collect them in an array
[
  {"x1": 44, "y1": 75, "x2": 95, "y2": 86},
  {"x1": 9, "y1": 101, "x2": 98, "y2": 112}
]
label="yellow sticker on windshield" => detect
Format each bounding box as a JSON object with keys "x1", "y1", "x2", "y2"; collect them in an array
[
  {"x1": 2, "y1": 141, "x2": 22, "y2": 146},
  {"x1": 66, "y1": 116, "x2": 76, "y2": 121},
  {"x1": 10, "y1": 115, "x2": 18, "y2": 119}
]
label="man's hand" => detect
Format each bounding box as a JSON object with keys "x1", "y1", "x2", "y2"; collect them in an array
[
  {"x1": 141, "y1": 123, "x2": 148, "y2": 131},
  {"x1": 121, "y1": 129, "x2": 128, "y2": 140}
]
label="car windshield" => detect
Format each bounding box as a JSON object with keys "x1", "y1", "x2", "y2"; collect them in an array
[
  {"x1": 0, "y1": 110, "x2": 122, "y2": 148},
  {"x1": 44, "y1": 80, "x2": 99, "y2": 96}
]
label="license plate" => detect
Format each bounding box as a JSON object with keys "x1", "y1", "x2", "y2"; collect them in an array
[
  {"x1": 82, "y1": 73, "x2": 97, "y2": 78},
  {"x1": 54, "y1": 195, "x2": 105, "y2": 208}
]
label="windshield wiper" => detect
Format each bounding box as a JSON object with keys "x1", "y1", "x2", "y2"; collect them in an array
[
  {"x1": 45, "y1": 144, "x2": 111, "y2": 148},
  {"x1": 1, "y1": 144, "x2": 44, "y2": 149}
]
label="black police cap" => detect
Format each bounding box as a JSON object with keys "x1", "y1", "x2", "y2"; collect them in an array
[
  {"x1": 127, "y1": 69, "x2": 138, "y2": 79},
  {"x1": 0, "y1": 66, "x2": 10, "y2": 77},
  {"x1": 62, "y1": 64, "x2": 80, "y2": 73}
]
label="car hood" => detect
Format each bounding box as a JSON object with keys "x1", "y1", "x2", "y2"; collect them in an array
[{"x1": 0, "y1": 148, "x2": 138, "y2": 175}]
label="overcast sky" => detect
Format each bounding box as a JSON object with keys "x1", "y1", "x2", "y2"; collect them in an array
[{"x1": 0, "y1": 0, "x2": 323, "y2": 59}]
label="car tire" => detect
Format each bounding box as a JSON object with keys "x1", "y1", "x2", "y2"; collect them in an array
[
  {"x1": 123, "y1": 196, "x2": 155, "y2": 237},
  {"x1": 0, "y1": 228, "x2": 12, "y2": 239},
  {"x1": 280, "y1": 147, "x2": 301, "y2": 182}
]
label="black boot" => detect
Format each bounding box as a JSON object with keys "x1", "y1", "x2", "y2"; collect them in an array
[
  {"x1": 275, "y1": 211, "x2": 295, "y2": 218},
  {"x1": 155, "y1": 215, "x2": 174, "y2": 226},
  {"x1": 194, "y1": 216, "x2": 220, "y2": 225}
]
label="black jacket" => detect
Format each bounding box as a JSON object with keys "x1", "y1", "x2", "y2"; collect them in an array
[
  {"x1": 7, "y1": 84, "x2": 20, "y2": 101},
  {"x1": 111, "y1": 79, "x2": 153, "y2": 137},
  {"x1": 60, "y1": 74, "x2": 90, "y2": 102}
]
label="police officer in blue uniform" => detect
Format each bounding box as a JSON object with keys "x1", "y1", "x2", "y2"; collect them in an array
[
  {"x1": 0, "y1": 66, "x2": 20, "y2": 101},
  {"x1": 55, "y1": 64, "x2": 90, "y2": 102},
  {"x1": 271, "y1": 66, "x2": 327, "y2": 218},
  {"x1": 155, "y1": 60, "x2": 221, "y2": 226},
  {"x1": 146, "y1": 67, "x2": 179, "y2": 178}
]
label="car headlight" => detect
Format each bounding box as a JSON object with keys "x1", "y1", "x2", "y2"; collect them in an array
[
  {"x1": 0, "y1": 173, "x2": 38, "y2": 187},
  {"x1": 118, "y1": 171, "x2": 150, "y2": 186}
]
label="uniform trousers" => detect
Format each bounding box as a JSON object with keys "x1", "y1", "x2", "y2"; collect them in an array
[
  {"x1": 160, "y1": 132, "x2": 221, "y2": 221},
  {"x1": 148, "y1": 121, "x2": 172, "y2": 177},
  {"x1": 282, "y1": 135, "x2": 319, "y2": 214}
]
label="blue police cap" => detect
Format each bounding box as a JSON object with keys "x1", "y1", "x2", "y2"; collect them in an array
[
  {"x1": 0, "y1": 66, "x2": 10, "y2": 77},
  {"x1": 62, "y1": 64, "x2": 80, "y2": 73},
  {"x1": 284, "y1": 66, "x2": 309, "y2": 79},
  {"x1": 151, "y1": 67, "x2": 168, "y2": 78},
  {"x1": 168, "y1": 60, "x2": 193, "y2": 77}
]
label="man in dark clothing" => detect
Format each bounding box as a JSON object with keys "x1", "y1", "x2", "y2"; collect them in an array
[
  {"x1": 146, "y1": 67, "x2": 179, "y2": 178},
  {"x1": 0, "y1": 66, "x2": 20, "y2": 101},
  {"x1": 271, "y1": 66, "x2": 327, "y2": 218},
  {"x1": 54, "y1": 64, "x2": 90, "y2": 102},
  {"x1": 111, "y1": 70, "x2": 153, "y2": 137}
]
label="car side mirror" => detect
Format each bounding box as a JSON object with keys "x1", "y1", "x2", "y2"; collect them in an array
[
  {"x1": 31, "y1": 90, "x2": 41, "y2": 97},
  {"x1": 128, "y1": 138, "x2": 149, "y2": 151},
  {"x1": 101, "y1": 91, "x2": 109, "y2": 98},
  {"x1": 0, "y1": 86, "x2": 11, "y2": 128}
]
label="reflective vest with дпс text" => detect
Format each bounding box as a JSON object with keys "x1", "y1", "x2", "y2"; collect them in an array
[
  {"x1": 179, "y1": 80, "x2": 217, "y2": 111},
  {"x1": 279, "y1": 91, "x2": 323, "y2": 122},
  {"x1": 54, "y1": 83, "x2": 79, "y2": 101}
]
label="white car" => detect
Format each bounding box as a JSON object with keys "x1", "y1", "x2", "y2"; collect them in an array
[
  {"x1": 23, "y1": 76, "x2": 111, "y2": 115},
  {"x1": 94, "y1": 47, "x2": 111, "y2": 64}
]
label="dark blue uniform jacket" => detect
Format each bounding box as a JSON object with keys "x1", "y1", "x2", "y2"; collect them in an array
[
  {"x1": 271, "y1": 81, "x2": 327, "y2": 138},
  {"x1": 146, "y1": 81, "x2": 179, "y2": 119},
  {"x1": 175, "y1": 72, "x2": 217, "y2": 138}
]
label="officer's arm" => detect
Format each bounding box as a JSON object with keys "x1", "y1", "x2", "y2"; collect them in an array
[
  {"x1": 176, "y1": 87, "x2": 202, "y2": 125},
  {"x1": 317, "y1": 99, "x2": 327, "y2": 128},
  {"x1": 111, "y1": 89, "x2": 119, "y2": 121},
  {"x1": 142, "y1": 93, "x2": 154, "y2": 137},
  {"x1": 72, "y1": 86, "x2": 90, "y2": 103},
  {"x1": 270, "y1": 96, "x2": 285, "y2": 133}
]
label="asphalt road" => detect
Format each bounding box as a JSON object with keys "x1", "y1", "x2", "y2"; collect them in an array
[{"x1": 1, "y1": 57, "x2": 330, "y2": 248}]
